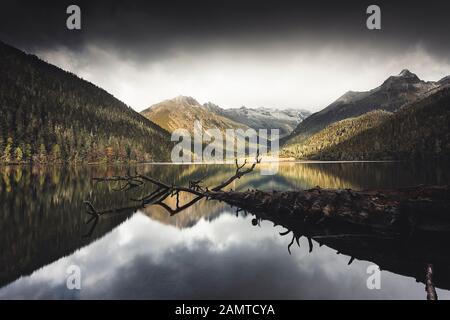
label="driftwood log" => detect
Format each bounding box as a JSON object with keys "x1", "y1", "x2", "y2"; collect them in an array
[{"x1": 84, "y1": 159, "x2": 450, "y2": 300}]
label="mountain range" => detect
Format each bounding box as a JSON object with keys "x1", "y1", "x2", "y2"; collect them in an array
[
  {"x1": 284, "y1": 70, "x2": 444, "y2": 144},
  {"x1": 203, "y1": 103, "x2": 311, "y2": 138},
  {"x1": 141, "y1": 96, "x2": 249, "y2": 135},
  {"x1": 282, "y1": 70, "x2": 450, "y2": 160},
  {"x1": 142, "y1": 96, "x2": 311, "y2": 138}
]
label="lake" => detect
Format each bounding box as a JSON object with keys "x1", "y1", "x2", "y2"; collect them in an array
[{"x1": 0, "y1": 161, "x2": 449, "y2": 299}]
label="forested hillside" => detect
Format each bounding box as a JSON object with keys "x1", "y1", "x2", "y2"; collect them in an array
[
  {"x1": 0, "y1": 41, "x2": 172, "y2": 164},
  {"x1": 281, "y1": 110, "x2": 393, "y2": 159}
]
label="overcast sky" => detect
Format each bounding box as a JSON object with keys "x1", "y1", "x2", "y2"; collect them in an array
[{"x1": 1, "y1": 0, "x2": 450, "y2": 112}]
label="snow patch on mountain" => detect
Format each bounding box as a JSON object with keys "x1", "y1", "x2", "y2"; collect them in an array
[{"x1": 204, "y1": 103, "x2": 311, "y2": 137}]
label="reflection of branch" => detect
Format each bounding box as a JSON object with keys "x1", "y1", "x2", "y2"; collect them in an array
[
  {"x1": 248, "y1": 203, "x2": 450, "y2": 300},
  {"x1": 93, "y1": 176, "x2": 145, "y2": 192},
  {"x1": 83, "y1": 200, "x2": 142, "y2": 216},
  {"x1": 212, "y1": 157, "x2": 260, "y2": 191},
  {"x1": 84, "y1": 154, "x2": 261, "y2": 223},
  {"x1": 279, "y1": 230, "x2": 312, "y2": 255},
  {"x1": 83, "y1": 215, "x2": 98, "y2": 238},
  {"x1": 426, "y1": 264, "x2": 438, "y2": 300}
]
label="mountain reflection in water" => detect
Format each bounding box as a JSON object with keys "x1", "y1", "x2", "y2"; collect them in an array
[{"x1": 0, "y1": 161, "x2": 449, "y2": 299}]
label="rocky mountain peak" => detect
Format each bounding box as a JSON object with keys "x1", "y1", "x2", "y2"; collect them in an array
[
  {"x1": 173, "y1": 95, "x2": 200, "y2": 106},
  {"x1": 203, "y1": 102, "x2": 222, "y2": 113},
  {"x1": 398, "y1": 69, "x2": 417, "y2": 78},
  {"x1": 381, "y1": 69, "x2": 421, "y2": 88},
  {"x1": 438, "y1": 75, "x2": 450, "y2": 85},
  {"x1": 335, "y1": 90, "x2": 364, "y2": 103}
]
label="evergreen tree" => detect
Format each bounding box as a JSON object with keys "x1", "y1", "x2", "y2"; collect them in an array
[
  {"x1": 52, "y1": 144, "x2": 61, "y2": 162},
  {"x1": 14, "y1": 147, "x2": 23, "y2": 162},
  {"x1": 39, "y1": 144, "x2": 47, "y2": 163},
  {"x1": 2, "y1": 137, "x2": 13, "y2": 163},
  {"x1": 25, "y1": 144, "x2": 32, "y2": 162}
]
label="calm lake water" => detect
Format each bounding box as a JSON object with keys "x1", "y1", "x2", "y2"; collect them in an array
[{"x1": 0, "y1": 161, "x2": 449, "y2": 299}]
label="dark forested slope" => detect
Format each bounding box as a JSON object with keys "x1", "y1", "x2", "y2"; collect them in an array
[
  {"x1": 0, "y1": 41, "x2": 172, "y2": 163},
  {"x1": 281, "y1": 110, "x2": 393, "y2": 159}
]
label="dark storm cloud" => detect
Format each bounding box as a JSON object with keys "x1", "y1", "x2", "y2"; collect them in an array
[
  {"x1": 1, "y1": 0, "x2": 450, "y2": 60},
  {"x1": 2, "y1": 0, "x2": 449, "y2": 110}
]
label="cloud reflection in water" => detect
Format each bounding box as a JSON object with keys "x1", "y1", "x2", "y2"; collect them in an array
[{"x1": 1, "y1": 210, "x2": 449, "y2": 300}]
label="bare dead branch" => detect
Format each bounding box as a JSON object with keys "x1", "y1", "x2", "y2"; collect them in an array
[
  {"x1": 87, "y1": 154, "x2": 261, "y2": 218},
  {"x1": 211, "y1": 152, "x2": 261, "y2": 192}
]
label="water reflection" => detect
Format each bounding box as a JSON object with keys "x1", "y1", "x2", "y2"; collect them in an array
[
  {"x1": 248, "y1": 197, "x2": 450, "y2": 292},
  {"x1": 0, "y1": 161, "x2": 449, "y2": 299}
]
